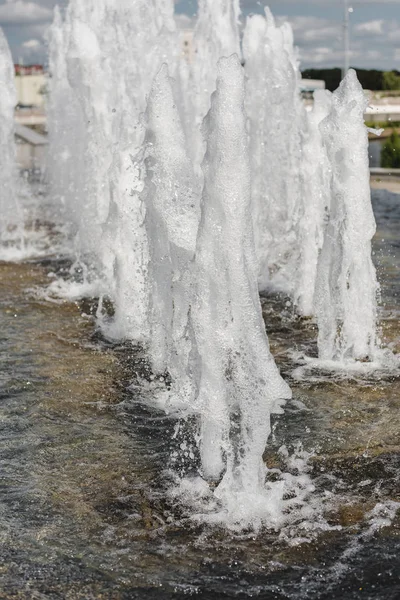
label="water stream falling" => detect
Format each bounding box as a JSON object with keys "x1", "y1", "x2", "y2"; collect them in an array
[
  {"x1": 0, "y1": 28, "x2": 26, "y2": 258},
  {"x1": 1, "y1": 0, "x2": 399, "y2": 567}
]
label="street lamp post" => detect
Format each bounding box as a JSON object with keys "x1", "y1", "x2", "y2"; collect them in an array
[{"x1": 343, "y1": 0, "x2": 350, "y2": 79}]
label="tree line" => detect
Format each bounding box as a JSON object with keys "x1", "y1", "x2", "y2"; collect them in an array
[{"x1": 302, "y1": 68, "x2": 400, "y2": 92}]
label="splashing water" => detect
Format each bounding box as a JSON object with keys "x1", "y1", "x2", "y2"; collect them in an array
[
  {"x1": 315, "y1": 70, "x2": 379, "y2": 363},
  {"x1": 23, "y1": 0, "x2": 399, "y2": 533},
  {"x1": 188, "y1": 54, "x2": 291, "y2": 508},
  {"x1": 143, "y1": 63, "x2": 200, "y2": 398},
  {"x1": 294, "y1": 89, "x2": 332, "y2": 317},
  {"x1": 243, "y1": 9, "x2": 304, "y2": 293},
  {"x1": 0, "y1": 28, "x2": 27, "y2": 258},
  {"x1": 183, "y1": 0, "x2": 241, "y2": 170}
]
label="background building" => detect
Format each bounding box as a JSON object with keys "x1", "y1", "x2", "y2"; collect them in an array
[{"x1": 14, "y1": 64, "x2": 47, "y2": 108}]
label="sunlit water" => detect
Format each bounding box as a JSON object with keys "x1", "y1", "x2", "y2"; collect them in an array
[{"x1": 0, "y1": 187, "x2": 399, "y2": 598}]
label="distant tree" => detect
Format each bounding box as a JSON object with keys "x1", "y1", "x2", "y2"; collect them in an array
[
  {"x1": 381, "y1": 130, "x2": 400, "y2": 168},
  {"x1": 356, "y1": 69, "x2": 384, "y2": 90},
  {"x1": 301, "y1": 68, "x2": 341, "y2": 92},
  {"x1": 301, "y1": 68, "x2": 387, "y2": 91},
  {"x1": 382, "y1": 71, "x2": 400, "y2": 91}
]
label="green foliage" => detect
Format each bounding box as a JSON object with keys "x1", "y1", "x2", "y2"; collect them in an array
[
  {"x1": 365, "y1": 121, "x2": 400, "y2": 129},
  {"x1": 381, "y1": 130, "x2": 400, "y2": 168},
  {"x1": 382, "y1": 71, "x2": 400, "y2": 91},
  {"x1": 356, "y1": 69, "x2": 385, "y2": 91}
]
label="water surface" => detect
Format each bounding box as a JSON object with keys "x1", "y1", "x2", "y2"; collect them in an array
[{"x1": 0, "y1": 189, "x2": 399, "y2": 599}]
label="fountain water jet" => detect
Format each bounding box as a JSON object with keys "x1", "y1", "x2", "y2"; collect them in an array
[
  {"x1": 243, "y1": 9, "x2": 304, "y2": 293},
  {"x1": 294, "y1": 90, "x2": 332, "y2": 317},
  {"x1": 315, "y1": 70, "x2": 379, "y2": 362},
  {"x1": 143, "y1": 63, "x2": 200, "y2": 396},
  {"x1": 47, "y1": 0, "x2": 180, "y2": 338},
  {"x1": 190, "y1": 54, "x2": 292, "y2": 487},
  {"x1": 183, "y1": 0, "x2": 241, "y2": 170},
  {"x1": 0, "y1": 28, "x2": 26, "y2": 257},
  {"x1": 47, "y1": 7, "x2": 87, "y2": 240}
]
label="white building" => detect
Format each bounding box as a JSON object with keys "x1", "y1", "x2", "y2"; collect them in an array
[{"x1": 14, "y1": 65, "x2": 47, "y2": 108}]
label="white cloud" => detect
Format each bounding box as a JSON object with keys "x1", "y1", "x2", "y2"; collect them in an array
[
  {"x1": 175, "y1": 13, "x2": 195, "y2": 30},
  {"x1": 22, "y1": 38, "x2": 40, "y2": 48},
  {"x1": 388, "y1": 25, "x2": 400, "y2": 42},
  {"x1": 276, "y1": 15, "x2": 341, "y2": 46},
  {"x1": 0, "y1": 1, "x2": 52, "y2": 25},
  {"x1": 354, "y1": 19, "x2": 385, "y2": 35},
  {"x1": 363, "y1": 49, "x2": 384, "y2": 61},
  {"x1": 299, "y1": 45, "x2": 343, "y2": 66},
  {"x1": 293, "y1": 17, "x2": 339, "y2": 44},
  {"x1": 272, "y1": 12, "x2": 400, "y2": 68}
]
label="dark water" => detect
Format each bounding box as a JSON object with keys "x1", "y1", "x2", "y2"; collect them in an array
[{"x1": 0, "y1": 189, "x2": 399, "y2": 599}]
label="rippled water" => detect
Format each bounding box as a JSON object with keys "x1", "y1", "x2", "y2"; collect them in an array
[{"x1": 0, "y1": 188, "x2": 399, "y2": 599}]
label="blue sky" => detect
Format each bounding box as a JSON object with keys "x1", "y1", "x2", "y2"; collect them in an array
[{"x1": 1, "y1": 0, "x2": 399, "y2": 70}]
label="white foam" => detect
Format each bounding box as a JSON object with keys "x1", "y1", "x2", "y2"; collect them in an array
[
  {"x1": 169, "y1": 443, "x2": 335, "y2": 538},
  {"x1": 0, "y1": 28, "x2": 34, "y2": 257},
  {"x1": 144, "y1": 64, "x2": 200, "y2": 401},
  {"x1": 182, "y1": 0, "x2": 241, "y2": 171},
  {"x1": 190, "y1": 55, "x2": 291, "y2": 507},
  {"x1": 243, "y1": 10, "x2": 304, "y2": 293},
  {"x1": 294, "y1": 90, "x2": 332, "y2": 316},
  {"x1": 315, "y1": 70, "x2": 379, "y2": 362},
  {"x1": 291, "y1": 348, "x2": 400, "y2": 382}
]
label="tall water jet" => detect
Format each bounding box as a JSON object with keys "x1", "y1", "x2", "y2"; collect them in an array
[
  {"x1": 294, "y1": 90, "x2": 332, "y2": 317},
  {"x1": 63, "y1": 1, "x2": 115, "y2": 285},
  {"x1": 144, "y1": 64, "x2": 200, "y2": 391},
  {"x1": 0, "y1": 28, "x2": 24, "y2": 255},
  {"x1": 47, "y1": 6, "x2": 87, "y2": 238},
  {"x1": 243, "y1": 10, "x2": 304, "y2": 293},
  {"x1": 103, "y1": 133, "x2": 150, "y2": 342},
  {"x1": 47, "y1": 0, "x2": 180, "y2": 337},
  {"x1": 315, "y1": 70, "x2": 378, "y2": 362},
  {"x1": 184, "y1": 0, "x2": 241, "y2": 169},
  {"x1": 191, "y1": 55, "x2": 291, "y2": 493},
  {"x1": 102, "y1": 0, "x2": 180, "y2": 341}
]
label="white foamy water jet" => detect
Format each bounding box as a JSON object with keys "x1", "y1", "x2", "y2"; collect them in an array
[
  {"x1": 103, "y1": 0, "x2": 181, "y2": 342},
  {"x1": 186, "y1": 54, "x2": 292, "y2": 526},
  {"x1": 143, "y1": 64, "x2": 200, "y2": 394},
  {"x1": 47, "y1": 0, "x2": 180, "y2": 340},
  {"x1": 183, "y1": 0, "x2": 241, "y2": 170},
  {"x1": 243, "y1": 9, "x2": 304, "y2": 293},
  {"x1": 314, "y1": 70, "x2": 379, "y2": 363},
  {"x1": 46, "y1": 7, "x2": 87, "y2": 241},
  {"x1": 57, "y1": 1, "x2": 114, "y2": 287},
  {"x1": 294, "y1": 90, "x2": 332, "y2": 317},
  {"x1": 0, "y1": 28, "x2": 27, "y2": 258},
  {"x1": 100, "y1": 131, "x2": 150, "y2": 342}
]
